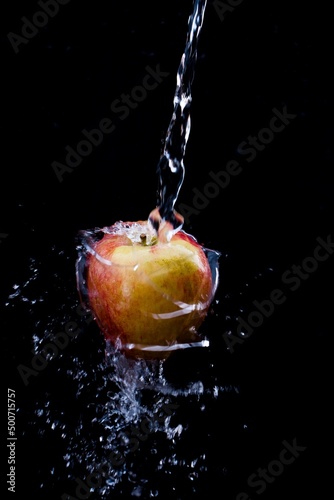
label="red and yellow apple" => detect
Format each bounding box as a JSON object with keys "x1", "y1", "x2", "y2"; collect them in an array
[{"x1": 79, "y1": 219, "x2": 218, "y2": 359}]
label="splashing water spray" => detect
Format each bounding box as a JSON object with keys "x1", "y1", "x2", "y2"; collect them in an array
[{"x1": 76, "y1": 0, "x2": 220, "y2": 359}]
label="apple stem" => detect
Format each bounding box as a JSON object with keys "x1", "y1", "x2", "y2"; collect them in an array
[{"x1": 140, "y1": 233, "x2": 147, "y2": 245}]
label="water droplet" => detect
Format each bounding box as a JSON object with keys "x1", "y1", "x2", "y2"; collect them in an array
[{"x1": 131, "y1": 486, "x2": 142, "y2": 497}]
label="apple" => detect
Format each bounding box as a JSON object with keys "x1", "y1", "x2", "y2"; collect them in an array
[{"x1": 77, "y1": 218, "x2": 219, "y2": 359}]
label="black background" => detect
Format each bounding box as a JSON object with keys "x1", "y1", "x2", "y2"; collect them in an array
[{"x1": 1, "y1": 1, "x2": 333, "y2": 499}]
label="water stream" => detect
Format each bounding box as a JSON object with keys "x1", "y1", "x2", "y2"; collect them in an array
[{"x1": 148, "y1": 0, "x2": 208, "y2": 240}]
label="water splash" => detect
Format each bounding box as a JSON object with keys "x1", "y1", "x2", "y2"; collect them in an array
[
  {"x1": 57, "y1": 342, "x2": 239, "y2": 499},
  {"x1": 149, "y1": 0, "x2": 208, "y2": 241},
  {"x1": 5, "y1": 242, "x2": 245, "y2": 498}
]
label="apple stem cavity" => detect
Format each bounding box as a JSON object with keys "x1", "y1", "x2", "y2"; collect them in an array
[{"x1": 139, "y1": 233, "x2": 157, "y2": 246}]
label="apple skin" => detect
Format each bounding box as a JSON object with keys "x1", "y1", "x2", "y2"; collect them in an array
[{"x1": 81, "y1": 220, "x2": 216, "y2": 359}]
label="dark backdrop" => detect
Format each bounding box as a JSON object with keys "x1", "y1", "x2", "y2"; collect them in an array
[{"x1": 1, "y1": 1, "x2": 333, "y2": 499}]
